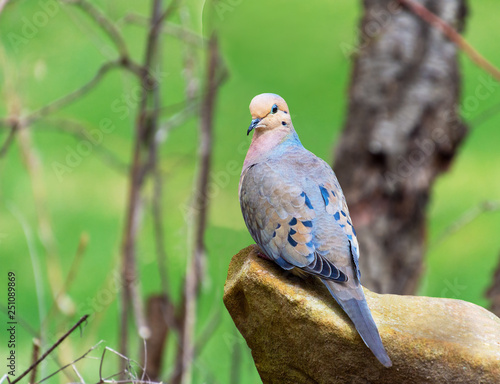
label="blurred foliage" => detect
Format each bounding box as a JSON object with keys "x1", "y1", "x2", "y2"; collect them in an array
[{"x1": 0, "y1": 0, "x2": 499, "y2": 382}]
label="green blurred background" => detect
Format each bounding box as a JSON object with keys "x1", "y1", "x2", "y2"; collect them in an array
[{"x1": 0, "y1": 0, "x2": 499, "y2": 382}]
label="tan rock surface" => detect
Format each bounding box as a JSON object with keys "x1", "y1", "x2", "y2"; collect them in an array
[{"x1": 224, "y1": 245, "x2": 500, "y2": 383}]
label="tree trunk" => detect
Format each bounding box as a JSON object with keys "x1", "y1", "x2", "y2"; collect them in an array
[{"x1": 334, "y1": 0, "x2": 468, "y2": 294}]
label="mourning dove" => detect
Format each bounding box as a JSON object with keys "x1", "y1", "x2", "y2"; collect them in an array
[{"x1": 239, "y1": 93, "x2": 392, "y2": 368}]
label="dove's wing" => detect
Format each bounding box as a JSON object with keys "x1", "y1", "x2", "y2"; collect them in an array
[{"x1": 240, "y1": 148, "x2": 358, "y2": 284}]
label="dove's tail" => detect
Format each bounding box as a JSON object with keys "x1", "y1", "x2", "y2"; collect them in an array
[{"x1": 322, "y1": 280, "x2": 392, "y2": 368}]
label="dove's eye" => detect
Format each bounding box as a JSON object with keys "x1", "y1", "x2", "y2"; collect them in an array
[{"x1": 271, "y1": 104, "x2": 278, "y2": 114}]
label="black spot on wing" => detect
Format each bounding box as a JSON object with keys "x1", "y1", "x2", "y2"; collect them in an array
[
  {"x1": 288, "y1": 234, "x2": 297, "y2": 247},
  {"x1": 288, "y1": 217, "x2": 297, "y2": 226},
  {"x1": 302, "y1": 220, "x2": 313, "y2": 227}
]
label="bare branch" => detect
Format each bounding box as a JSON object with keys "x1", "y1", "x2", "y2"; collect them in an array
[
  {"x1": 35, "y1": 341, "x2": 102, "y2": 384},
  {"x1": 0, "y1": 57, "x2": 143, "y2": 158},
  {"x1": 44, "y1": 232, "x2": 89, "y2": 328},
  {"x1": 141, "y1": 295, "x2": 171, "y2": 380},
  {"x1": 124, "y1": 13, "x2": 205, "y2": 47},
  {"x1": 399, "y1": 0, "x2": 500, "y2": 82},
  {"x1": 71, "y1": 364, "x2": 86, "y2": 383},
  {"x1": 17, "y1": 125, "x2": 72, "y2": 314},
  {"x1": 63, "y1": 0, "x2": 129, "y2": 58},
  {"x1": 120, "y1": 0, "x2": 167, "y2": 370},
  {"x1": 152, "y1": 168, "x2": 170, "y2": 296},
  {"x1": 469, "y1": 102, "x2": 500, "y2": 128},
  {"x1": 172, "y1": 34, "x2": 226, "y2": 384},
  {"x1": 0, "y1": 121, "x2": 18, "y2": 158},
  {"x1": 43, "y1": 117, "x2": 129, "y2": 173},
  {"x1": 11, "y1": 315, "x2": 89, "y2": 384},
  {"x1": 26, "y1": 60, "x2": 121, "y2": 125},
  {"x1": 156, "y1": 0, "x2": 182, "y2": 27},
  {"x1": 194, "y1": 309, "x2": 222, "y2": 357},
  {"x1": 431, "y1": 200, "x2": 500, "y2": 247},
  {"x1": 180, "y1": 6, "x2": 199, "y2": 102},
  {"x1": 194, "y1": 35, "x2": 226, "y2": 285},
  {"x1": 229, "y1": 334, "x2": 242, "y2": 384},
  {"x1": 29, "y1": 339, "x2": 41, "y2": 384}
]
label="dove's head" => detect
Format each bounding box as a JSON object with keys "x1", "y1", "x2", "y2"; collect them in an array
[{"x1": 247, "y1": 93, "x2": 292, "y2": 136}]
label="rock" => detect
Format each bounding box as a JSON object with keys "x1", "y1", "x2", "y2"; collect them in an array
[{"x1": 223, "y1": 245, "x2": 500, "y2": 384}]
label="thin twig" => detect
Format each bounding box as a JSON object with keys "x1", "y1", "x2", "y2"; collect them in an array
[
  {"x1": 0, "y1": 57, "x2": 143, "y2": 159},
  {"x1": 124, "y1": 13, "x2": 205, "y2": 47},
  {"x1": 17, "y1": 125, "x2": 71, "y2": 320},
  {"x1": 172, "y1": 34, "x2": 225, "y2": 384},
  {"x1": 193, "y1": 309, "x2": 222, "y2": 357},
  {"x1": 35, "y1": 341, "x2": 102, "y2": 384},
  {"x1": 44, "y1": 232, "x2": 89, "y2": 329},
  {"x1": 0, "y1": 121, "x2": 18, "y2": 157},
  {"x1": 43, "y1": 118, "x2": 129, "y2": 173},
  {"x1": 71, "y1": 364, "x2": 85, "y2": 384},
  {"x1": 193, "y1": 35, "x2": 226, "y2": 286},
  {"x1": 25, "y1": 60, "x2": 121, "y2": 125},
  {"x1": 399, "y1": 0, "x2": 500, "y2": 82},
  {"x1": 11, "y1": 315, "x2": 89, "y2": 384},
  {"x1": 98, "y1": 347, "x2": 106, "y2": 381},
  {"x1": 152, "y1": 167, "x2": 170, "y2": 296},
  {"x1": 63, "y1": 0, "x2": 129, "y2": 58},
  {"x1": 29, "y1": 339, "x2": 41, "y2": 384},
  {"x1": 180, "y1": 6, "x2": 199, "y2": 102},
  {"x1": 156, "y1": 0, "x2": 182, "y2": 27},
  {"x1": 120, "y1": 0, "x2": 165, "y2": 370},
  {"x1": 229, "y1": 331, "x2": 242, "y2": 384},
  {"x1": 469, "y1": 102, "x2": 500, "y2": 128},
  {"x1": 431, "y1": 200, "x2": 500, "y2": 247}
]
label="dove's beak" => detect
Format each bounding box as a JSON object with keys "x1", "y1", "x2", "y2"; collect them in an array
[{"x1": 247, "y1": 118, "x2": 261, "y2": 135}]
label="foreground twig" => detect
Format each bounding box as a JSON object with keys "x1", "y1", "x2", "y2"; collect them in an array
[
  {"x1": 399, "y1": 0, "x2": 500, "y2": 82},
  {"x1": 11, "y1": 315, "x2": 89, "y2": 384},
  {"x1": 36, "y1": 340, "x2": 102, "y2": 384},
  {"x1": 29, "y1": 339, "x2": 41, "y2": 384}
]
